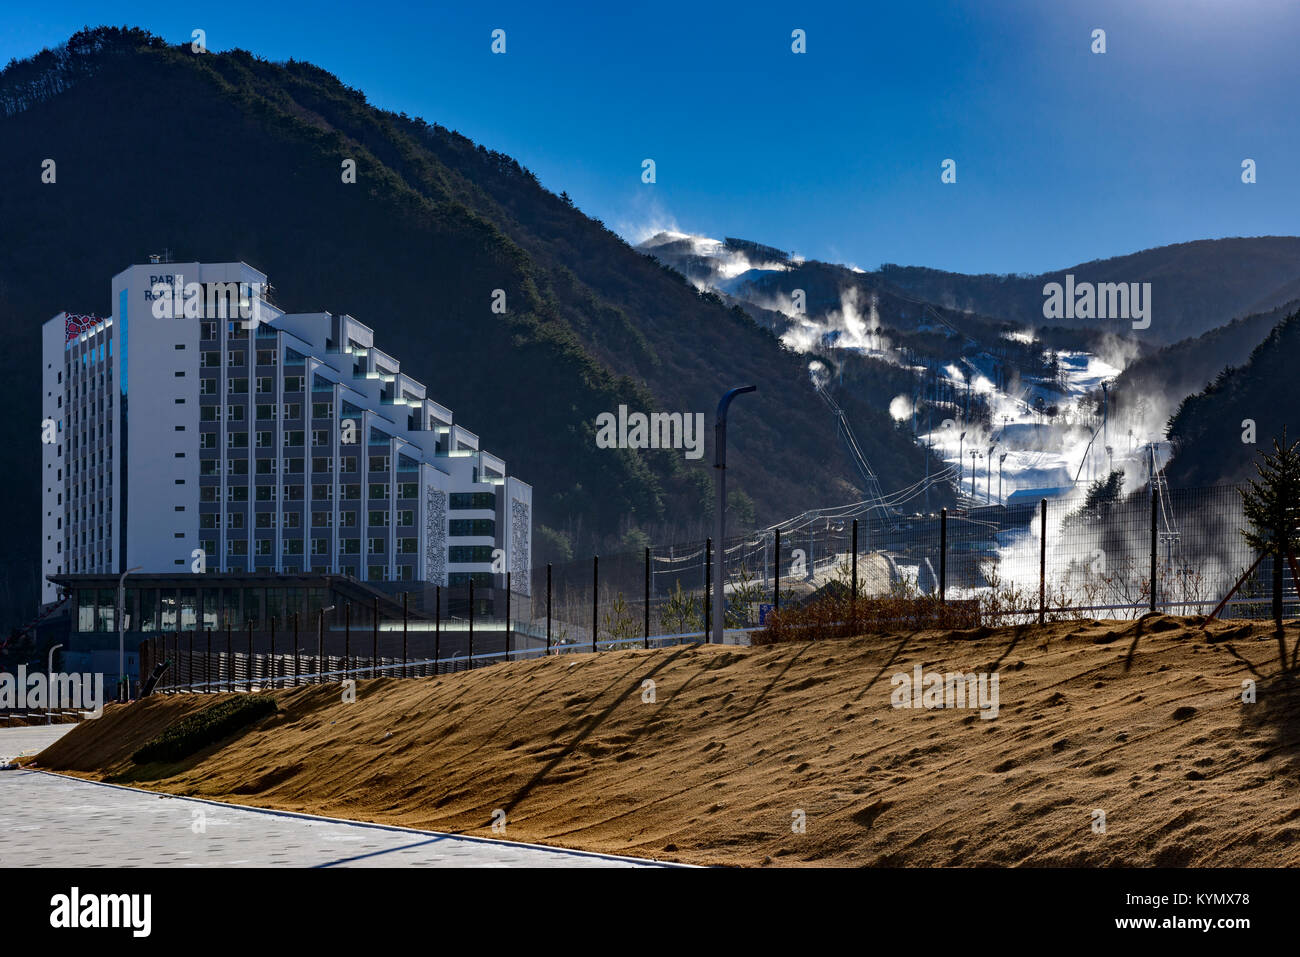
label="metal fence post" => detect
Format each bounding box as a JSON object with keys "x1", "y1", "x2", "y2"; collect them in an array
[
  {"x1": 546, "y1": 564, "x2": 552, "y2": 655},
  {"x1": 774, "y1": 528, "x2": 781, "y2": 611},
  {"x1": 246, "y1": 621, "x2": 253, "y2": 693},
  {"x1": 402, "y1": 592, "x2": 409, "y2": 679},
  {"x1": 505, "y1": 571, "x2": 511, "y2": 664},
  {"x1": 469, "y1": 579, "x2": 475, "y2": 670},
  {"x1": 269, "y1": 616, "x2": 276, "y2": 690},
  {"x1": 435, "y1": 585, "x2": 441, "y2": 672},
  {"x1": 372, "y1": 597, "x2": 379, "y2": 679},
  {"x1": 851, "y1": 518, "x2": 859, "y2": 602},
  {"x1": 591, "y1": 555, "x2": 599, "y2": 653},
  {"x1": 293, "y1": 613, "x2": 300, "y2": 687},
  {"x1": 939, "y1": 508, "x2": 947, "y2": 603},
  {"x1": 1150, "y1": 488, "x2": 1158, "y2": 614},
  {"x1": 344, "y1": 602, "x2": 351, "y2": 676},
  {"x1": 226, "y1": 623, "x2": 232, "y2": 693},
  {"x1": 1039, "y1": 498, "x2": 1048, "y2": 625},
  {"x1": 205, "y1": 628, "x2": 211, "y2": 693},
  {"x1": 704, "y1": 538, "x2": 712, "y2": 643},
  {"x1": 187, "y1": 631, "x2": 194, "y2": 691},
  {"x1": 644, "y1": 547, "x2": 650, "y2": 650}
]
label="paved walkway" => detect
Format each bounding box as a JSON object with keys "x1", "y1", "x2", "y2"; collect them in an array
[
  {"x1": 0, "y1": 728, "x2": 669, "y2": 867},
  {"x1": 0, "y1": 724, "x2": 78, "y2": 764}
]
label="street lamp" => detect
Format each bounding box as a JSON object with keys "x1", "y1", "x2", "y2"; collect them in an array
[
  {"x1": 117, "y1": 566, "x2": 142, "y2": 702},
  {"x1": 958, "y1": 430, "x2": 967, "y2": 487},
  {"x1": 713, "y1": 385, "x2": 756, "y2": 644},
  {"x1": 998, "y1": 451, "x2": 1008, "y2": 504},
  {"x1": 47, "y1": 643, "x2": 62, "y2": 724},
  {"x1": 987, "y1": 446, "x2": 995, "y2": 503},
  {"x1": 969, "y1": 450, "x2": 980, "y2": 498}
]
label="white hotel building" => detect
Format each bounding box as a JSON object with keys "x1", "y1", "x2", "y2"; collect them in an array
[{"x1": 40, "y1": 260, "x2": 531, "y2": 605}]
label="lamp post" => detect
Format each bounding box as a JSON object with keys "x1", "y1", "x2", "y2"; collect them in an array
[
  {"x1": 999, "y1": 451, "x2": 1008, "y2": 504},
  {"x1": 969, "y1": 450, "x2": 979, "y2": 499},
  {"x1": 117, "y1": 566, "x2": 142, "y2": 702},
  {"x1": 958, "y1": 430, "x2": 967, "y2": 488},
  {"x1": 987, "y1": 446, "x2": 994, "y2": 504},
  {"x1": 713, "y1": 385, "x2": 756, "y2": 644},
  {"x1": 317, "y1": 604, "x2": 334, "y2": 683},
  {"x1": 47, "y1": 643, "x2": 62, "y2": 723}
]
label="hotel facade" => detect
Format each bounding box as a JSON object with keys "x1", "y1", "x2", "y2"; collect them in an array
[{"x1": 40, "y1": 260, "x2": 532, "y2": 611}]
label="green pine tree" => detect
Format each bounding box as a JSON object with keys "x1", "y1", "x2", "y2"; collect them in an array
[{"x1": 1239, "y1": 428, "x2": 1300, "y2": 668}]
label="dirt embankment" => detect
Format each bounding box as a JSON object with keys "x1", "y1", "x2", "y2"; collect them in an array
[{"x1": 32, "y1": 616, "x2": 1300, "y2": 866}]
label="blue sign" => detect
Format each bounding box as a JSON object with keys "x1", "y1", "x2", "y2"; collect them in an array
[{"x1": 759, "y1": 603, "x2": 774, "y2": 625}]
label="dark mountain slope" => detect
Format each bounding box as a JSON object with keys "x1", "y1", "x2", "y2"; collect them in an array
[{"x1": 1163, "y1": 309, "x2": 1300, "y2": 486}]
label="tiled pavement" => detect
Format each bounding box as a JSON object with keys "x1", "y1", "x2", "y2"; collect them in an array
[{"x1": 0, "y1": 727, "x2": 671, "y2": 868}]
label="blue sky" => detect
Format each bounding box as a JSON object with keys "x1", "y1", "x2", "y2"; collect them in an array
[{"x1": 6, "y1": 0, "x2": 1299, "y2": 273}]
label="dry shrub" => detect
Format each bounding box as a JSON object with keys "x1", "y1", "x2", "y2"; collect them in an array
[{"x1": 755, "y1": 594, "x2": 979, "y2": 645}]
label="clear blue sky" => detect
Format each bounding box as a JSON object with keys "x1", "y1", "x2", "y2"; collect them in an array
[{"x1": 6, "y1": 0, "x2": 1299, "y2": 274}]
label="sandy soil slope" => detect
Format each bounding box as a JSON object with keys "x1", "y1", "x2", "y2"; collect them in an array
[{"x1": 30, "y1": 616, "x2": 1300, "y2": 866}]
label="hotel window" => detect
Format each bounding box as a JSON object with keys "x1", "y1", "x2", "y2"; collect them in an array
[
  {"x1": 199, "y1": 351, "x2": 219, "y2": 368},
  {"x1": 312, "y1": 401, "x2": 333, "y2": 419},
  {"x1": 228, "y1": 377, "x2": 248, "y2": 394},
  {"x1": 340, "y1": 538, "x2": 360, "y2": 554},
  {"x1": 284, "y1": 376, "x2": 304, "y2": 392},
  {"x1": 229, "y1": 460, "x2": 249, "y2": 475},
  {"x1": 228, "y1": 512, "x2": 245, "y2": 529},
  {"x1": 200, "y1": 486, "x2": 220, "y2": 503},
  {"x1": 256, "y1": 513, "x2": 276, "y2": 529},
  {"x1": 227, "y1": 405, "x2": 246, "y2": 422},
  {"x1": 312, "y1": 484, "x2": 332, "y2": 501},
  {"x1": 201, "y1": 322, "x2": 216, "y2": 341},
  {"x1": 285, "y1": 457, "x2": 304, "y2": 474},
  {"x1": 397, "y1": 510, "x2": 414, "y2": 527},
  {"x1": 341, "y1": 456, "x2": 358, "y2": 473},
  {"x1": 256, "y1": 460, "x2": 276, "y2": 475},
  {"x1": 285, "y1": 431, "x2": 304, "y2": 447},
  {"x1": 312, "y1": 512, "x2": 332, "y2": 528},
  {"x1": 200, "y1": 433, "x2": 217, "y2": 450},
  {"x1": 283, "y1": 403, "x2": 301, "y2": 419},
  {"x1": 311, "y1": 538, "x2": 329, "y2": 556},
  {"x1": 283, "y1": 486, "x2": 304, "y2": 501},
  {"x1": 229, "y1": 486, "x2": 249, "y2": 502},
  {"x1": 368, "y1": 537, "x2": 384, "y2": 555},
  {"x1": 342, "y1": 484, "x2": 360, "y2": 500},
  {"x1": 368, "y1": 565, "x2": 386, "y2": 581},
  {"x1": 228, "y1": 432, "x2": 248, "y2": 449},
  {"x1": 340, "y1": 511, "x2": 357, "y2": 527},
  {"x1": 369, "y1": 455, "x2": 389, "y2": 472},
  {"x1": 200, "y1": 514, "x2": 219, "y2": 529},
  {"x1": 285, "y1": 512, "x2": 301, "y2": 529},
  {"x1": 256, "y1": 349, "x2": 276, "y2": 366},
  {"x1": 256, "y1": 486, "x2": 276, "y2": 502},
  {"x1": 201, "y1": 406, "x2": 220, "y2": 422},
  {"x1": 227, "y1": 540, "x2": 247, "y2": 556},
  {"x1": 312, "y1": 457, "x2": 332, "y2": 473},
  {"x1": 255, "y1": 431, "x2": 273, "y2": 448},
  {"x1": 399, "y1": 483, "x2": 418, "y2": 499},
  {"x1": 284, "y1": 539, "x2": 303, "y2": 556},
  {"x1": 199, "y1": 378, "x2": 216, "y2": 395},
  {"x1": 312, "y1": 429, "x2": 330, "y2": 447},
  {"x1": 369, "y1": 483, "x2": 388, "y2": 500},
  {"x1": 398, "y1": 538, "x2": 417, "y2": 554},
  {"x1": 368, "y1": 510, "x2": 388, "y2": 526},
  {"x1": 255, "y1": 539, "x2": 272, "y2": 556},
  {"x1": 256, "y1": 404, "x2": 276, "y2": 421},
  {"x1": 228, "y1": 351, "x2": 245, "y2": 366},
  {"x1": 256, "y1": 376, "x2": 274, "y2": 394}
]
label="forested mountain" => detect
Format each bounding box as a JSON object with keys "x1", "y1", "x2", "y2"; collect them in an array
[
  {"x1": 875, "y1": 238, "x2": 1300, "y2": 345},
  {"x1": 1163, "y1": 309, "x2": 1300, "y2": 486},
  {"x1": 0, "y1": 27, "x2": 940, "y2": 631}
]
